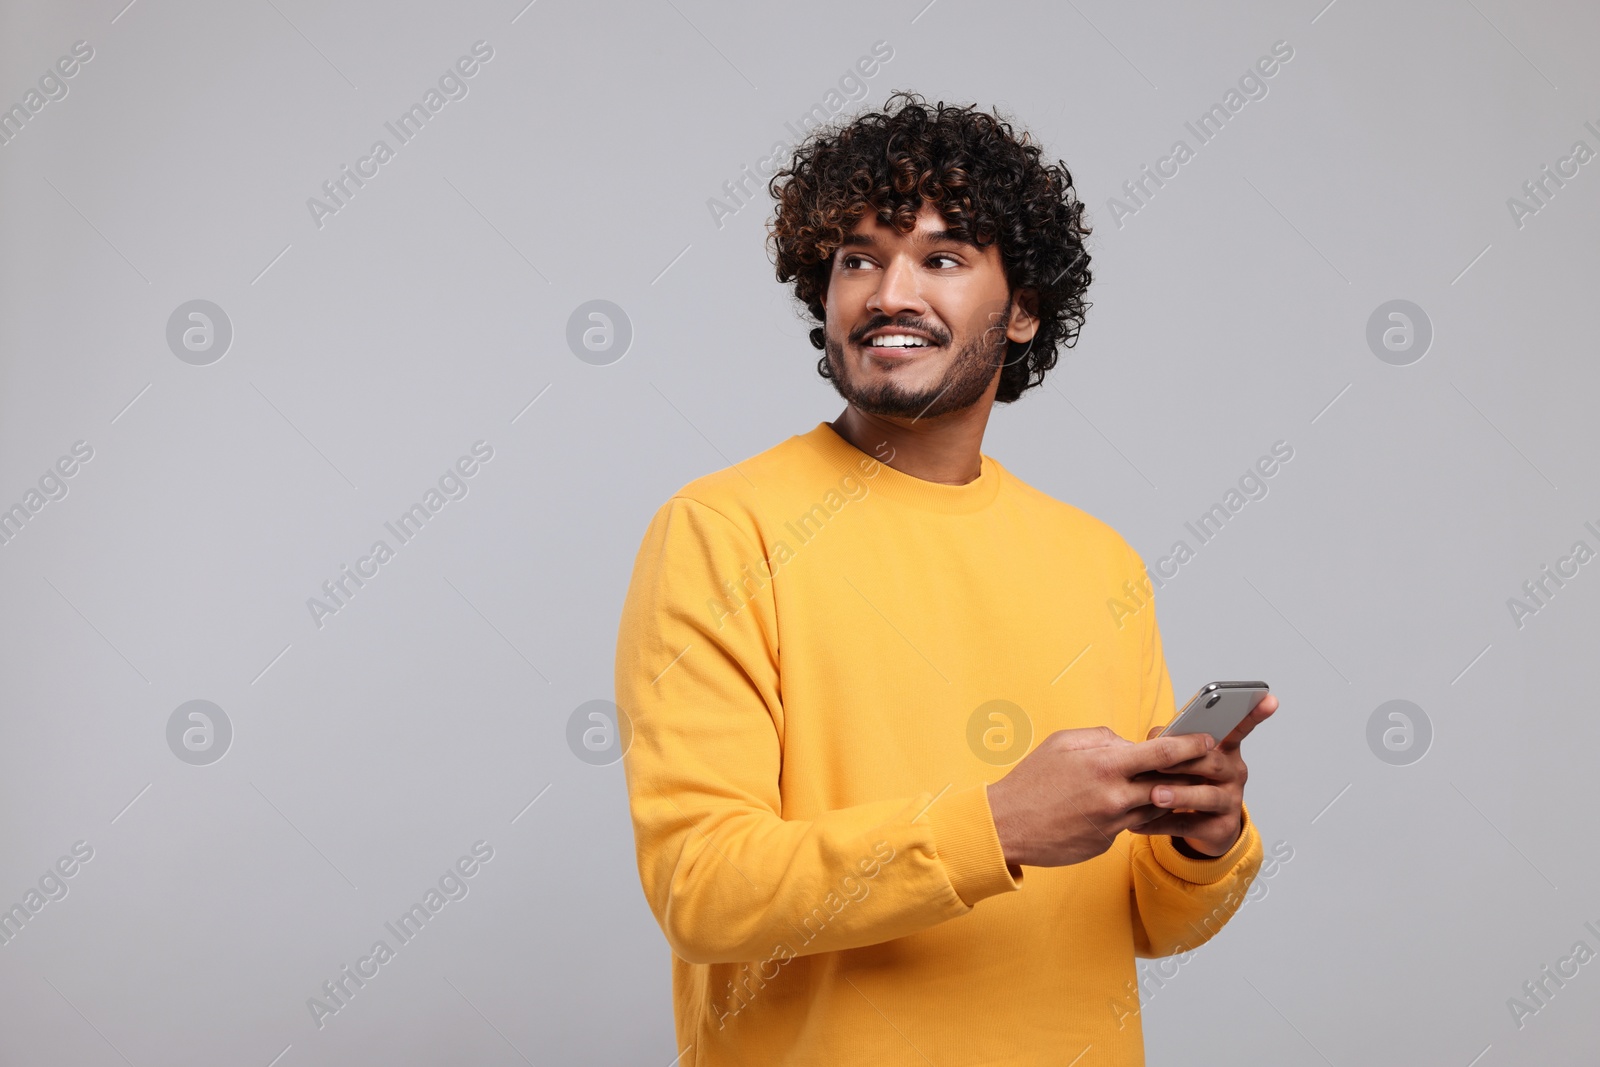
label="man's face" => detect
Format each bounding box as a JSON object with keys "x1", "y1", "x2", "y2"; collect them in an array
[{"x1": 820, "y1": 200, "x2": 1037, "y2": 421}]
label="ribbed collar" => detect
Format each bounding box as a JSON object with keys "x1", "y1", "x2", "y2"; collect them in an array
[{"x1": 798, "y1": 421, "x2": 1004, "y2": 515}]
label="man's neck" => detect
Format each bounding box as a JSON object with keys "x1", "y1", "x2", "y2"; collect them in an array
[{"x1": 829, "y1": 404, "x2": 993, "y2": 486}]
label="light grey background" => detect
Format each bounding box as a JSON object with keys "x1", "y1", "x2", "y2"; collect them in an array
[{"x1": 1, "y1": 0, "x2": 1596, "y2": 1063}]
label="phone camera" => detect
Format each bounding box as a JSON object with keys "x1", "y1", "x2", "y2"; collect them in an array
[{"x1": 1205, "y1": 694, "x2": 1222, "y2": 709}]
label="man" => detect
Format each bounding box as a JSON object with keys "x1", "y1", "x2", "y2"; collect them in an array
[{"x1": 614, "y1": 91, "x2": 1277, "y2": 1065}]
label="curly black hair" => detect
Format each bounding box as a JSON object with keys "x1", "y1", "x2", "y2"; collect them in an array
[{"x1": 765, "y1": 90, "x2": 1093, "y2": 404}]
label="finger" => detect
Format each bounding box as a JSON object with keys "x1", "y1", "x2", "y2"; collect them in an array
[
  {"x1": 1146, "y1": 725, "x2": 1162, "y2": 741},
  {"x1": 1124, "y1": 807, "x2": 1234, "y2": 837},
  {"x1": 1141, "y1": 748, "x2": 1220, "y2": 775},
  {"x1": 1125, "y1": 811, "x2": 1185, "y2": 834},
  {"x1": 1118, "y1": 803, "x2": 1171, "y2": 833},
  {"x1": 1118, "y1": 732, "x2": 1213, "y2": 776},
  {"x1": 1126, "y1": 813, "x2": 1215, "y2": 837},
  {"x1": 1130, "y1": 769, "x2": 1207, "y2": 785},
  {"x1": 1117, "y1": 777, "x2": 1202, "y2": 815},
  {"x1": 1148, "y1": 783, "x2": 1231, "y2": 812},
  {"x1": 1051, "y1": 726, "x2": 1135, "y2": 752},
  {"x1": 1218, "y1": 693, "x2": 1278, "y2": 751},
  {"x1": 1138, "y1": 749, "x2": 1242, "y2": 783},
  {"x1": 1117, "y1": 788, "x2": 1193, "y2": 825},
  {"x1": 1219, "y1": 698, "x2": 1274, "y2": 750},
  {"x1": 1149, "y1": 759, "x2": 1236, "y2": 785}
]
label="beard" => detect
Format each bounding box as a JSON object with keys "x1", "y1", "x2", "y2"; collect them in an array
[{"x1": 822, "y1": 308, "x2": 1016, "y2": 420}]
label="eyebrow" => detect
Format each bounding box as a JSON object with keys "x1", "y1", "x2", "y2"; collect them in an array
[{"x1": 838, "y1": 228, "x2": 980, "y2": 250}]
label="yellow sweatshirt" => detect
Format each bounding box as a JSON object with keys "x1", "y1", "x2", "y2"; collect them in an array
[{"x1": 614, "y1": 421, "x2": 1263, "y2": 1066}]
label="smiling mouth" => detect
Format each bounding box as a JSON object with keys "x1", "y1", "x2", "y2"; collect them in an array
[{"x1": 859, "y1": 333, "x2": 942, "y2": 352}]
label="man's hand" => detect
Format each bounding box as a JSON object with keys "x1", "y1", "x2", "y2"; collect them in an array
[
  {"x1": 986, "y1": 727, "x2": 1216, "y2": 870},
  {"x1": 1129, "y1": 693, "x2": 1279, "y2": 857}
]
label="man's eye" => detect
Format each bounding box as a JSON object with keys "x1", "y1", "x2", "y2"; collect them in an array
[{"x1": 840, "y1": 253, "x2": 959, "y2": 269}]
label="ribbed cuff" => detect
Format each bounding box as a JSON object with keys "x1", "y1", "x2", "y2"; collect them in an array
[
  {"x1": 1151, "y1": 804, "x2": 1257, "y2": 884},
  {"x1": 927, "y1": 783, "x2": 1022, "y2": 906}
]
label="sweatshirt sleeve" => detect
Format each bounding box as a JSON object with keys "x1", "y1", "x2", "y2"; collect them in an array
[
  {"x1": 614, "y1": 496, "x2": 1021, "y2": 967},
  {"x1": 1122, "y1": 544, "x2": 1263, "y2": 959}
]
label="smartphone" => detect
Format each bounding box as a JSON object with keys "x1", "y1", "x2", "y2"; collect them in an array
[{"x1": 1157, "y1": 681, "x2": 1270, "y2": 745}]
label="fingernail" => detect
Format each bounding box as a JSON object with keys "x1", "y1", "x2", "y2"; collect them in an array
[{"x1": 1154, "y1": 787, "x2": 1173, "y2": 805}]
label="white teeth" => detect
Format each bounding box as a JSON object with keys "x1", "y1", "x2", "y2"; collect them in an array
[{"x1": 867, "y1": 334, "x2": 931, "y2": 348}]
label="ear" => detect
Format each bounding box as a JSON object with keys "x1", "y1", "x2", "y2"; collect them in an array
[{"x1": 1006, "y1": 288, "x2": 1040, "y2": 345}]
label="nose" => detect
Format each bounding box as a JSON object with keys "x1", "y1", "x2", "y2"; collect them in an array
[{"x1": 866, "y1": 254, "x2": 928, "y2": 320}]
